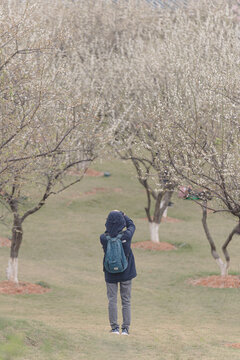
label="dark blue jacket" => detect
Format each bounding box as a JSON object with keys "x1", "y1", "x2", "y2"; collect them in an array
[{"x1": 100, "y1": 211, "x2": 137, "y2": 283}]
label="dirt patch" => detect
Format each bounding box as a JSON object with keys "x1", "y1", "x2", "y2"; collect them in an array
[
  {"x1": 84, "y1": 187, "x2": 107, "y2": 196},
  {"x1": 0, "y1": 237, "x2": 11, "y2": 248},
  {"x1": 188, "y1": 275, "x2": 240, "y2": 288},
  {"x1": 132, "y1": 241, "x2": 176, "y2": 251},
  {"x1": 85, "y1": 168, "x2": 104, "y2": 177},
  {"x1": 225, "y1": 343, "x2": 240, "y2": 349},
  {"x1": 0, "y1": 281, "x2": 51, "y2": 295}
]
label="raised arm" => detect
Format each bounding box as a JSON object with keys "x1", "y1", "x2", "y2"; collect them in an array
[{"x1": 123, "y1": 215, "x2": 136, "y2": 241}]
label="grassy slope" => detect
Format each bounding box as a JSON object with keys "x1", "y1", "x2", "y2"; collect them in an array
[{"x1": 0, "y1": 159, "x2": 240, "y2": 360}]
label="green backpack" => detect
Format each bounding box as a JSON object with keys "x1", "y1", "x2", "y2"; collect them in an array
[{"x1": 104, "y1": 233, "x2": 128, "y2": 273}]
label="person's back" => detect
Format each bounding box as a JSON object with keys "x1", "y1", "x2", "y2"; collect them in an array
[{"x1": 100, "y1": 210, "x2": 137, "y2": 335}]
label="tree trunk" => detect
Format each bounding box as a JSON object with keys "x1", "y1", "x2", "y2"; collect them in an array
[
  {"x1": 6, "y1": 216, "x2": 23, "y2": 283},
  {"x1": 149, "y1": 222, "x2": 159, "y2": 243},
  {"x1": 160, "y1": 200, "x2": 168, "y2": 218},
  {"x1": 222, "y1": 222, "x2": 240, "y2": 272},
  {"x1": 215, "y1": 258, "x2": 228, "y2": 276},
  {"x1": 147, "y1": 191, "x2": 173, "y2": 243},
  {"x1": 201, "y1": 201, "x2": 228, "y2": 276},
  {"x1": 153, "y1": 191, "x2": 173, "y2": 223}
]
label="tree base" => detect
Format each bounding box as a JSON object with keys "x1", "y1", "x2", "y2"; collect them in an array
[
  {"x1": 6, "y1": 258, "x2": 18, "y2": 283},
  {"x1": 225, "y1": 343, "x2": 240, "y2": 349},
  {"x1": 188, "y1": 275, "x2": 240, "y2": 288},
  {"x1": 0, "y1": 237, "x2": 11, "y2": 247},
  {"x1": 0, "y1": 281, "x2": 51, "y2": 294}
]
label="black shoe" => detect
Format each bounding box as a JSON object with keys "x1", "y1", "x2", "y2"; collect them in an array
[
  {"x1": 121, "y1": 328, "x2": 129, "y2": 336},
  {"x1": 110, "y1": 328, "x2": 120, "y2": 334}
]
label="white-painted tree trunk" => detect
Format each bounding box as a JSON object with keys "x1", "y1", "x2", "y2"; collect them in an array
[
  {"x1": 160, "y1": 200, "x2": 168, "y2": 218},
  {"x1": 149, "y1": 222, "x2": 160, "y2": 243},
  {"x1": 6, "y1": 258, "x2": 19, "y2": 283},
  {"x1": 216, "y1": 258, "x2": 228, "y2": 276},
  {"x1": 163, "y1": 207, "x2": 168, "y2": 218}
]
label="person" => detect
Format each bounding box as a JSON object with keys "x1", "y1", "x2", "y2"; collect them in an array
[{"x1": 100, "y1": 210, "x2": 137, "y2": 335}]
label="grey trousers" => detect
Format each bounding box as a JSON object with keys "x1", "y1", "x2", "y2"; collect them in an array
[{"x1": 106, "y1": 280, "x2": 132, "y2": 330}]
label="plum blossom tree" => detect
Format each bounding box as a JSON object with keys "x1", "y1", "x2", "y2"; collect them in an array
[
  {"x1": 115, "y1": 126, "x2": 176, "y2": 243},
  {"x1": 2, "y1": 97, "x2": 106, "y2": 283},
  {"x1": 164, "y1": 0, "x2": 240, "y2": 275},
  {"x1": 110, "y1": 73, "x2": 177, "y2": 243},
  {"x1": 0, "y1": 0, "x2": 112, "y2": 283},
  {"x1": 105, "y1": 3, "x2": 182, "y2": 243}
]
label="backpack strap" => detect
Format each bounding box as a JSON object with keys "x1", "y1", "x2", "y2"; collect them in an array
[
  {"x1": 116, "y1": 233, "x2": 123, "y2": 240},
  {"x1": 106, "y1": 233, "x2": 123, "y2": 241}
]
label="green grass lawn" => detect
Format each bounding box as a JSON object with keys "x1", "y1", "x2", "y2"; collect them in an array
[{"x1": 0, "y1": 159, "x2": 240, "y2": 360}]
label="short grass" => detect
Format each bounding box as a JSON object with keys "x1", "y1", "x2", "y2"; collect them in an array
[{"x1": 0, "y1": 159, "x2": 240, "y2": 360}]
